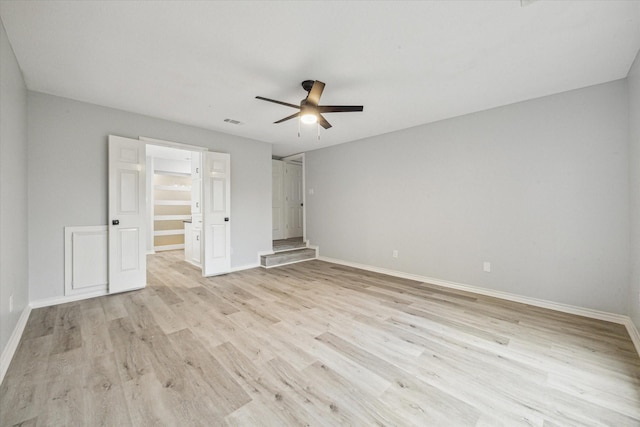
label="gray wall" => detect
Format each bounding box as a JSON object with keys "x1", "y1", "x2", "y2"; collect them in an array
[
  {"x1": 306, "y1": 80, "x2": 629, "y2": 315},
  {"x1": 629, "y1": 50, "x2": 640, "y2": 329},
  {"x1": 28, "y1": 92, "x2": 272, "y2": 302},
  {"x1": 0, "y1": 18, "x2": 28, "y2": 356}
]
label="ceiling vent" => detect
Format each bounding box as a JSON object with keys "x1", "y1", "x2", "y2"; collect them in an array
[{"x1": 224, "y1": 118, "x2": 243, "y2": 125}]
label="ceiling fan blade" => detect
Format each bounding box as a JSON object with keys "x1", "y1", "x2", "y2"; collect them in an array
[
  {"x1": 317, "y1": 105, "x2": 364, "y2": 113},
  {"x1": 306, "y1": 81, "x2": 325, "y2": 106},
  {"x1": 274, "y1": 112, "x2": 301, "y2": 124},
  {"x1": 318, "y1": 114, "x2": 332, "y2": 129},
  {"x1": 256, "y1": 96, "x2": 300, "y2": 109}
]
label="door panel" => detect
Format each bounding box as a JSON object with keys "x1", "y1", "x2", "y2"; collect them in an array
[
  {"x1": 202, "y1": 152, "x2": 230, "y2": 276},
  {"x1": 108, "y1": 135, "x2": 146, "y2": 294},
  {"x1": 212, "y1": 225, "x2": 226, "y2": 257},
  {"x1": 119, "y1": 228, "x2": 139, "y2": 271},
  {"x1": 119, "y1": 171, "x2": 139, "y2": 213},
  {"x1": 212, "y1": 179, "x2": 225, "y2": 212},
  {"x1": 284, "y1": 163, "x2": 303, "y2": 238},
  {"x1": 272, "y1": 160, "x2": 284, "y2": 240}
]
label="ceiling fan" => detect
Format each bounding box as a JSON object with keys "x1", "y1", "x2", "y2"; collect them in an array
[{"x1": 256, "y1": 80, "x2": 363, "y2": 129}]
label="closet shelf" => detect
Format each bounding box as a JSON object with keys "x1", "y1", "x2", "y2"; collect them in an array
[
  {"x1": 154, "y1": 229, "x2": 185, "y2": 237},
  {"x1": 154, "y1": 214, "x2": 191, "y2": 221},
  {"x1": 154, "y1": 200, "x2": 191, "y2": 206},
  {"x1": 154, "y1": 184, "x2": 191, "y2": 192},
  {"x1": 154, "y1": 170, "x2": 191, "y2": 177}
]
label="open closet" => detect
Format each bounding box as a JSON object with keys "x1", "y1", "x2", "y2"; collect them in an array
[{"x1": 146, "y1": 145, "x2": 203, "y2": 268}]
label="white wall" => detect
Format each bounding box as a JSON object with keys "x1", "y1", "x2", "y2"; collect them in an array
[
  {"x1": 307, "y1": 80, "x2": 629, "y2": 314},
  {"x1": 0, "y1": 17, "x2": 28, "y2": 356},
  {"x1": 629, "y1": 49, "x2": 640, "y2": 329},
  {"x1": 27, "y1": 92, "x2": 272, "y2": 302}
]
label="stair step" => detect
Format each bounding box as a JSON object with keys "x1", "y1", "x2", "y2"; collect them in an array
[
  {"x1": 261, "y1": 248, "x2": 316, "y2": 268},
  {"x1": 272, "y1": 239, "x2": 306, "y2": 252}
]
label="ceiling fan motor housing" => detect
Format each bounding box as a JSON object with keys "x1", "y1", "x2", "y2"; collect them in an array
[
  {"x1": 255, "y1": 79, "x2": 363, "y2": 130},
  {"x1": 301, "y1": 80, "x2": 315, "y2": 92}
]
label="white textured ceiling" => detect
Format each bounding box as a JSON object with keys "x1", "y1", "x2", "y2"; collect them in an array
[{"x1": 1, "y1": 1, "x2": 639, "y2": 157}]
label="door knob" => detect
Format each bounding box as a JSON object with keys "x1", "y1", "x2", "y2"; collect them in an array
[
  {"x1": 112, "y1": 219, "x2": 119, "y2": 225},
  {"x1": 224, "y1": 217, "x2": 229, "y2": 222}
]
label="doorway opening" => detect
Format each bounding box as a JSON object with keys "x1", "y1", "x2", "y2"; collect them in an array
[
  {"x1": 262, "y1": 153, "x2": 316, "y2": 268},
  {"x1": 143, "y1": 138, "x2": 231, "y2": 282},
  {"x1": 272, "y1": 153, "x2": 305, "y2": 243}
]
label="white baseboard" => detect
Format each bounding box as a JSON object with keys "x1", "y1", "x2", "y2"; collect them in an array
[
  {"x1": 30, "y1": 289, "x2": 108, "y2": 309},
  {"x1": 319, "y1": 256, "x2": 640, "y2": 355},
  {"x1": 0, "y1": 304, "x2": 32, "y2": 385},
  {"x1": 624, "y1": 318, "x2": 640, "y2": 357}
]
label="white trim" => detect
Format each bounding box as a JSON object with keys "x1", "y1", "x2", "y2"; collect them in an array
[
  {"x1": 318, "y1": 256, "x2": 630, "y2": 325},
  {"x1": 0, "y1": 305, "x2": 31, "y2": 385},
  {"x1": 139, "y1": 136, "x2": 208, "y2": 152},
  {"x1": 624, "y1": 318, "x2": 640, "y2": 356}
]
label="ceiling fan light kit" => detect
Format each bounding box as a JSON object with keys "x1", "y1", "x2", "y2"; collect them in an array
[
  {"x1": 300, "y1": 113, "x2": 318, "y2": 125},
  {"x1": 256, "y1": 80, "x2": 363, "y2": 136}
]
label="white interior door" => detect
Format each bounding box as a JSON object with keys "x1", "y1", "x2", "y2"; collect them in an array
[
  {"x1": 108, "y1": 135, "x2": 147, "y2": 293},
  {"x1": 272, "y1": 160, "x2": 285, "y2": 240},
  {"x1": 285, "y1": 163, "x2": 303, "y2": 238},
  {"x1": 202, "y1": 152, "x2": 231, "y2": 276}
]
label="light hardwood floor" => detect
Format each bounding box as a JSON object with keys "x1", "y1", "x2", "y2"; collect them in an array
[{"x1": 1, "y1": 250, "x2": 639, "y2": 426}]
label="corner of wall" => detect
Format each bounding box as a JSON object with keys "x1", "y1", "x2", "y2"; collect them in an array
[
  {"x1": 628, "y1": 47, "x2": 640, "y2": 332},
  {"x1": 0, "y1": 304, "x2": 30, "y2": 385},
  {"x1": 0, "y1": 13, "x2": 30, "y2": 369}
]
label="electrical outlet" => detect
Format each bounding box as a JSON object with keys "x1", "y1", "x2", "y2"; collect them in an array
[
  {"x1": 392, "y1": 250, "x2": 399, "y2": 258},
  {"x1": 483, "y1": 262, "x2": 491, "y2": 272},
  {"x1": 9, "y1": 294, "x2": 13, "y2": 313}
]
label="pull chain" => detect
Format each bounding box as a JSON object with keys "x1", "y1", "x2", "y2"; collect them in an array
[
  {"x1": 298, "y1": 118, "x2": 301, "y2": 138},
  {"x1": 317, "y1": 122, "x2": 320, "y2": 141}
]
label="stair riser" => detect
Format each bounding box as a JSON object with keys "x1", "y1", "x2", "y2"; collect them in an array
[
  {"x1": 261, "y1": 257, "x2": 316, "y2": 269},
  {"x1": 261, "y1": 248, "x2": 316, "y2": 268}
]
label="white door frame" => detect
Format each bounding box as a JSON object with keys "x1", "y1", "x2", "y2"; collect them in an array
[
  {"x1": 139, "y1": 137, "x2": 232, "y2": 276},
  {"x1": 139, "y1": 136, "x2": 210, "y2": 153},
  {"x1": 140, "y1": 136, "x2": 209, "y2": 256},
  {"x1": 281, "y1": 153, "x2": 305, "y2": 241}
]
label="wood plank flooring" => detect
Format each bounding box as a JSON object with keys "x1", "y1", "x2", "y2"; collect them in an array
[{"x1": 2, "y1": 250, "x2": 639, "y2": 426}]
